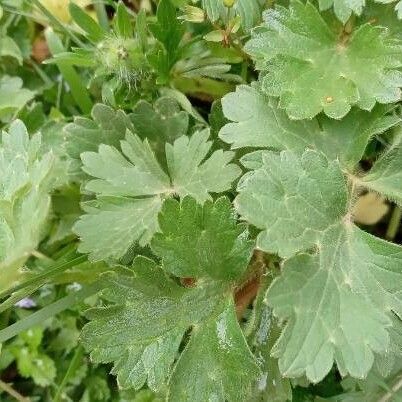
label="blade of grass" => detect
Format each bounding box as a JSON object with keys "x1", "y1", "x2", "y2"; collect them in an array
[
  {"x1": 45, "y1": 28, "x2": 93, "y2": 114},
  {"x1": 0, "y1": 255, "x2": 87, "y2": 300},
  {"x1": 53, "y1": 345, "x2": 84, "y2": 402},
  {"x1": 0, "y1": 285, "x2": 39, "y2": 314},
  {"x1": 0, "y1": 282, "x2": 102, "y2": 343}
]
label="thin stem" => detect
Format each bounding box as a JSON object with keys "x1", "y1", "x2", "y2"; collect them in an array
[
  {"x1": 0, "y1": 380, "x2": 30, "y2": 402},
  {"x1": 378, "y1": 374, "x2": 402, "y2": 402},
  {"x1": 386, "y1": 206, "x2": 401, "y2": 240}
]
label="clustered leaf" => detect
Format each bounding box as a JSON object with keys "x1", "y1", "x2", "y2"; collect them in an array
[
  {"x1": 245, "y1": 0, "x2": 402, "y2": 120},
  {"x1": 3, "y1": 0, "x2": 402, "y2": 400}
]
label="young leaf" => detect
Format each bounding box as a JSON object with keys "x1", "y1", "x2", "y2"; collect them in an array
[
  {"x1": 131, "y1": 97, "x2": 189, "y2": 164},
  {"x1": 151, "y1": 197, "x2": 254, "y2": 280},
  {"x1": 0, "y1": 76, "x2": 34, "y2": 120},
  {"x1": 149, "y1": 0, "x2": 184, "y2": 74},
  {"x1": 236, "y1": 149, "x2": 402, "y2": 382},
  {"x1": 0, "y1": 36, "x2": 23, "y2": 64},
  {"x1": 362, "y1": 134, "x2": 402, "y2": 205},
  {"x1": 74, "y1": 130, "x2": 240, "y2": 261},
  {"x1": 69, "y1": 3, "x2": 105, "y2": 42},
  {"x1": 245, "y1": 0, "x2": 402, "y2": 120},
  {"x1": 64, "y1": 103, "x2": 134, "y2": 174},
  {"x1": 0, "y1": 120, "x2": 55, "y2": 292},
  {"x1": 114, "y1": 1, "x2": 133, "y2": 38},
  {"x1": 201, "y1": 0, "x2": 263, "y2": 29}
]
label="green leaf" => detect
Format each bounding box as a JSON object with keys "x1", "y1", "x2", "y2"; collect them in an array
[
  {"x1": 0, "y1": 76, "x2": 34, "y2": 120},
  {"x1": 320, "y1": 0, "x2": 402, "y2": 22},
  {"x1": 74, "y1": 130, "x2": 240, "y2": 261},
  {"x1": 45, "y1": 28, "x2": 93, "y2": 114},
  {"x1": 201, "y1": 0, "x2": 263, "y2": 29},
  {"x1": 115, "y1": 1, "x2": 133, "y2": 38},
  {"x1": 14, "y1": 348, "x2": 56, "y2": 386},
  {"x1": 236, "y1": 150, "x2": 348, "y2": 257},
  {"x1": 131, "y1": 96, "x2": 189, "y2": 164},
  {"x1": 166, "y1": 129, "x2": 241, "y2": 202},
  {"x1": 319, "y1": 0, "x2": 364, "y2": 22},
  {"x1": 149, "y1": 0, "x2": 184, "y2": 70},
  {"x1": 233, "y1": 0, "x2": 264, "y2": 30},
  {"x1": 167, "y1": 301, "x2": 259, "y2": 402},
  {"x1": 245, "y1": 0, "x2": 402, "y2": 120},
  {"x1": 81, "y1": 256, "x2": 259, "y2": 399},
  {"x1": 64, "y1": 103, "x2": 134, "y2": 175},
  {"x1": 201, "y1": 0, "x2": 223, "y2": 22},
  {"x1": 151, "y1": 197, "x2": 253, "y2": 280},
  {"x1": 362, "y1": 134, "x2": 402, "y2": 205},
  {"x1": 248, "y1": 303, "x2": 292, "y2": 402},
  {"x1": 236, "y1": 149, "x2": 402, "y2": 382},
  {"x1": 0, "y1": 36, "x2": 23, "y2": 64},
  {"x1": 69, "y1": 3, "x2": 105, "y2": 42},
  {"x1": 0, "y1": 120, "x2": 55, "y2": 293},
  {"x1": 219, "y1": 84, "x2": 400, "y2": 169}
]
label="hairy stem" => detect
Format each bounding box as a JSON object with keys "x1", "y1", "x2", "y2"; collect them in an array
[
  {"x1": 235, "y1": 250, "x2": 267, "y2": 318},
  {"x1": 235, "y1": 275, "x2": 261, "y2": 319}
]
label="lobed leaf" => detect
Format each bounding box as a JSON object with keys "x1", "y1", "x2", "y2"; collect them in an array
[
  {"x1": 152, "y1": 196, "x2": 254, "y2": 280},
  {"x1": 236, "y1": 149, "x2": 402, "y2": 382},
  {"x1": 219, "y1": 84, "x2": 400, "y2": 169},
  {"x1": 74, "y1": 130, "x2": 240, "y2": 261},
  {"x1": 245, "y1": 1, "x2": 402, "y2": 120}
]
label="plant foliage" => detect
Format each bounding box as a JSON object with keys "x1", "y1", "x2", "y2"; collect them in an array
[{"x1": 0, "y1": 0, "x2": 402, "y2": 401}]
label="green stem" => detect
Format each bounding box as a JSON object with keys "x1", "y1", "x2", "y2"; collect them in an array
[{"x1": 386, "y1": 206, "x2": 401, "y2": 240}]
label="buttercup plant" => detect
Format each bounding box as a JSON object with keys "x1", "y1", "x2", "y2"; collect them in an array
[{"x1": 0, "y1": 0, "x2": 402, "y2": 401}]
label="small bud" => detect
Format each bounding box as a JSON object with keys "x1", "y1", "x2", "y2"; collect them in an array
[
  {"x1": 223, "y1": 0, "x2": 236, "y2": 8},
  {"x1": 179, "y1": 5, "x2": 205, "y2": 23}
]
